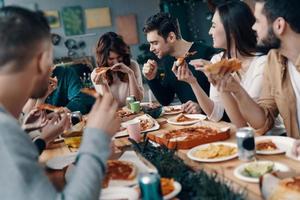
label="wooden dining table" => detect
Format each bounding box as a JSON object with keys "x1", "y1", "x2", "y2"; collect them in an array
[{"x1": 40, "y1": 114, "x2": 300, "y2": 200}]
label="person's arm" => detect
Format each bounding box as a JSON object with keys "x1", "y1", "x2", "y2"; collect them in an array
[
  {"x1": 0, "y1": 93, "x2": 119, "y2": 199},
  {"x1": 65, "y1": 68, "x2": 94, "y2": 114}
]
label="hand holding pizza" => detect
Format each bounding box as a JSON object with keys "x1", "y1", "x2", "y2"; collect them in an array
[
  {"x1": 22, "y1": 109, "x2": 48, "y2": 132},
  {"x1": 214, "y1": 73, "x2": 242, "y2": 94},
  {"x1": 172, "y1": 62, "x2": 197, "y2": 84},
  {"x1": 111, "y1": 63, "x2": 133, "y2": 75},
  {"x1": 142, "y1": 59, "x2": 158, "y2": 80}
]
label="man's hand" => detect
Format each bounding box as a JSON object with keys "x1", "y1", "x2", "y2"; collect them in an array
[
  {"x1": 182, "y1": 101, "x2": 201, "y2": 114},
  {"x1": 86, "y1": 93, "x2": 120, "y2": 137},
  {"x1": 142, "y1": 59, "x2": 158, "y2": 80},
  {"x1": 40, "y1": 112, "x2": 71, "y2": 146},
  {"x1": 22, "y1": 109, "x2": 48, "y2": 132}
]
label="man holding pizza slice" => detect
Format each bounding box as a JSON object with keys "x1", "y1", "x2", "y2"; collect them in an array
[
  {"x1": 142, "y1": 12, "x2": 217, "y2": 114},
  {"x1": 0, "y1": 6, "x2": 120, "y2": 200}
]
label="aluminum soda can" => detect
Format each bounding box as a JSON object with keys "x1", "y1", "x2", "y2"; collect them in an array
[
  {"x1": 236, "y1": 127, "x2": 256, "y2": 161},
  {"x1": 126, "y1": 95, "x2": 136, "y2": 109},
  {"x1": 138, "y1": 173, "x2": 163, "y2": 200}
]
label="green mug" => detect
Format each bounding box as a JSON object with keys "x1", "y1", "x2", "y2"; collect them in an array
[{"x1": 130, "y1": 101, "x2": 141, "y2": 113}]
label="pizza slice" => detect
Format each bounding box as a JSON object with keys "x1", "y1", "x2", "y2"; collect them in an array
[
  {"x1": 175, "y1": 113, "x2": 195, "y2": 122},
  {"x1": 80, "y1": 88, "x2": 99, "y2": 98},
  {"x1": 95, "y1": 66, "x2": 112, "y2": 74},
  {"x1": 175, "y1": 51, "x2": 197, "y2": 67},
  {"x1": 37, "y1": 103, "x2": 64, "y2": 113},
  {"x1": 102, "y1": 160, "x2": 137, "y2": 188},
  {"x1": 204, "y1": 58, "x2": 242, "y2": 74}
]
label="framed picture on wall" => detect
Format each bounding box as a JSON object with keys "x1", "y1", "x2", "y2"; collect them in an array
[
  {"x1": 85, "y1": 7, "x2": 111, "y2": 29},
  {"x1": 116, "y1": 14, "x2": 139, "y2": 45},
  {"x1": 61, "y1": 6, "x2": 85, "y2": 36},
  {"x1": 44, "y1": 10, "x2": 60, "y2": 29}
]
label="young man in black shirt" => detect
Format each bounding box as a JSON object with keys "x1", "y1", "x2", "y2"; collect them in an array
[{"x1": 142, "y1": 12, "x2": 217, "y2": 113}]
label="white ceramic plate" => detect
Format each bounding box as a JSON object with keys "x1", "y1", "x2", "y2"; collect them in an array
[
  {"x1": 99, "y1": 186, "x2": 139, "y2": 200},
  {"x1": 46, "y1": 152, "x2": 77, "y2": 170},
  {"x1": 187, "y1": 142, "x2": 237, "y2": 163},
  {"x1": 164, "y1": 181, "x2": 182, "y2": 200},
  {"x1": 233, "y1": 161, "x2": 290, "y2": 183},
  {"x1": 167, "y1": 114, "x2": 206, "y2": 126},
  {"x1": 255, "y1": 136, "x2": 293, "y2": 155},
  {"x1": 65, "y1": 151, "x2": 158, "y2": 188},
  {"x1": 163, "y1": 105, "x2": 183, "y2": 115},
  {"x1": 114, "y1": 114, "x2": 160, "y2": 138}
]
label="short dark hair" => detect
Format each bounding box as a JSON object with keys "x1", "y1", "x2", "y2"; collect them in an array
[
  {"x1": 143, "y1": 12, "x2": 181, "y2": 40},
  {"x1": 255, "y1": 0, "x2": 300, "y2": 33},
  {"x1": 217, "y1": 1, "x2": 257, "y2": 58},
  {"x1": 0, "y1": 6, "x2": 51, "y2": 71}
]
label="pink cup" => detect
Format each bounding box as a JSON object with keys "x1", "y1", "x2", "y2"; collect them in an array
[{"x1": 126, "y1": 119, "x2": 141, "y2": 142}]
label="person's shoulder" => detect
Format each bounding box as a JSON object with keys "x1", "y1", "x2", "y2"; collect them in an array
[{"x1": 130, "y1": 59, "x2": 140, "y2": 69}]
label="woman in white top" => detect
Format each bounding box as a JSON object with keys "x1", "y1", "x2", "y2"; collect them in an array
[
  {"x1": 91, "y1": 32, "x2": 144, "y2": 107},
  {"x1": 174, "y1": 1, "x2": 285, "y2": 134}
]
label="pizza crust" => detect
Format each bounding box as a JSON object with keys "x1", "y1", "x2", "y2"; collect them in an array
[{"x1": 204, "y1": 58, "x2": 242, "y2": 74}]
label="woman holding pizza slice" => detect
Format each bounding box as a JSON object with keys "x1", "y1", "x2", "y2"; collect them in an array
[
  {"x1": 91, "y1": 32, "x2": 144, "y2": 107},
  {"x1": 174, "y1": 1, "x2": 285, "y2": 135}
]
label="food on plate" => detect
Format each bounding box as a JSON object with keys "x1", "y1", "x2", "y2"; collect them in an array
[
  {"x1": 139, "y1": 118, "x2": 154, "y2": 131},
  {"x1": 37, "y1": 103, "x2": 64, "y2": 113},
  {"x1": 142, "y1": 103, "x2": 162, "y2": 119},
  {"x1": 80, "y1": 88, "x2": 98, "y2": 98},
  {"x1": 161, "y1": 178, "x2": 175, "y2": 196},
  {"x1": 204, "y1": 58, "x2": 242, "y2": 74},
  {"x1": 269, "y1": 176, "x2": 300, "y2": 200},
  {"x1": 117, "y1": 109, "x2": 135, "y2": 118},
  {"x1": 175, "y1": 113, "x2": 196, "y2": 122},
  {"x1": 164, "y1": 106, "x2": 182, "y2": 114},
  {"x1": 193, "y1": 144, "x2": 237, "y2": 159},
  {"x1": 147, "y1": 126, "x2": 230, "y2": 149},
  {"x1": 102, "y1": 160, "x2": 137, "y2": 188},
  {"x1": 256, "y1": 140, "x2": 278, "y2": 151},
  {"x1": 175, "y1": 51, "x2": 197, "y2": 67},
  {"x1": 243, "y1": 161, "x2": 274, "y2": 178}
]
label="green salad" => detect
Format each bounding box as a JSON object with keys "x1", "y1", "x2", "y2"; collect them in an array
[{"x1": 243, "y1": 161, "x2": 274, "y2": 178}]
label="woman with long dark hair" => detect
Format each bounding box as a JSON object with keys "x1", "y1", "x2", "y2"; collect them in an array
[
  {"x1": 175, "y1": 1, "x2": 285, "y2": 134},
  {"x1": 91, "y1": 32, "x2": 143, "y2": 106}
]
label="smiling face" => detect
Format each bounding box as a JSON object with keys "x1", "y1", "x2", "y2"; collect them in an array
[
  {"x1": 252, "y1": 2, "x2": 281, "y2": 49},
  {"x1": 146, "y1": 30, "x2": 174, "y2": 59},
  {"x1": 107, "y1": 51, "x2": 123, "y2": 66},
  {"x1": 209, "y1": 11, "x2": 227, "y2": 49}
]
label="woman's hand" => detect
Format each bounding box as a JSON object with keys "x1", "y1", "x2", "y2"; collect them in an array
[
  {"x1": 172, "y1": 61, "x2": 197, "y2": 84},
  {"x1": 111, "y1": 63, "x2": 133, "y2": 75}
]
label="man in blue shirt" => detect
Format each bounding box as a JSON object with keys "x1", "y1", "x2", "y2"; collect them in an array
[{"x1": 0, "y1": 6, "x2": 120, "y2": 200}]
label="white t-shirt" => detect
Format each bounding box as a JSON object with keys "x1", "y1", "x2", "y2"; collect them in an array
[
  {"x1": 288, "y1": 60, "x2": 300, "y2": 130},
  {"x1": 208, "y1": 52, "x2": 285, "y2": 135},
  {"x1": 91, "y1": 60, "x2": 144, "y2": 107}
]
